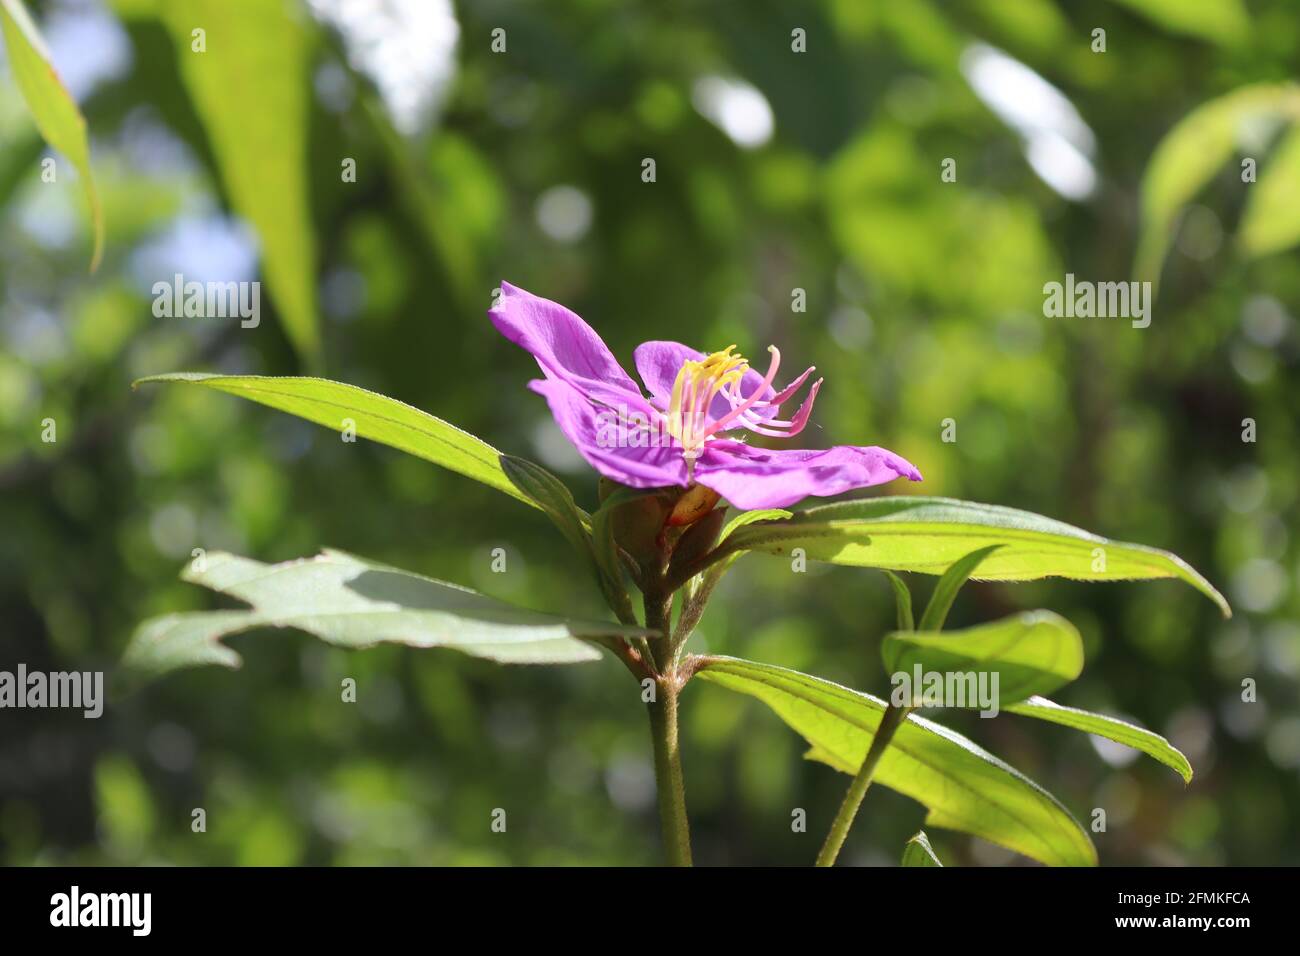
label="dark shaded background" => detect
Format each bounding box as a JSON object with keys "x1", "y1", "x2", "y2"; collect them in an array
[{"x1": 1, "y1": 0, "x2": 1296, "y2": 865}]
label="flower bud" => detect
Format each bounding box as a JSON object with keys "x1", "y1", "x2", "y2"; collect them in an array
[
  {"x1": 598, "y1": 477, "x2": 672, "y2": 567},
  {"x1": 668, "y1": 507, "x2": 726, "y2": 579},
  {"x1": 666, "y1": 484, "x2": 721, "y2": 527}
]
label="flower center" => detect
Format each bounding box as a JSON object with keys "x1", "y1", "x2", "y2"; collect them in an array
[
  {"x1": 664, "y1": 346, "x2": 749, "y2": 461},
  {"x1": 661, "y1": 344, "x2": 795, "y2": 484}
]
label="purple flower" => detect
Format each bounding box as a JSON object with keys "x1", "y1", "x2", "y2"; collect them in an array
[{"x1": 490, "y1": 282, "x2": 921, "y2": 511}]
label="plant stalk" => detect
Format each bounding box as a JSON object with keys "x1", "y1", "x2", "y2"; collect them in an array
[
  {"x1": 643, "y1": 589, "x2": 692, "y2": 866},
  {"x1": 815, "y1": 703, "x2": 911, "y2": 867},
  {"x1": 647, "y1": 680, "x2": 692, "y2": 866}
]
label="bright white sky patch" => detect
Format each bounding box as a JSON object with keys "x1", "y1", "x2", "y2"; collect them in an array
[
  {"x1": 43, "y1": 1, "x2": 133, "y2": 102},
  {"x1": 1025, "y1": 132, "x2": 1097, "y2": 202},
  {"x1": 960, "y1": 43, "x2": 1097, "y2": 201},
  {"x1": 306, "y1": 0, "x2": 459, "y2": 136},
  {"x1": 692, "y1": 75, "x2": 774, "y2": 149},
  {"x1": 130, "y1": 214, "x2": 259, "y2": 287}
]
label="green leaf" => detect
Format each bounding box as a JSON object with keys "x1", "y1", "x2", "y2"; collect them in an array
[
  {"x1": 1136, "y1": 83, "x2": 1300, "y2": 285},
  {"x1": 499, "y1": 455, "x2": 593, "y2": 554},
  {"x1": 1239, "y1": 124, "x2": 1300, "y2": 257},
  {"x1": 917, "y1": 545, "x2": 1001, "y2": 632},
  {"x1": 0, "y1": 0, "x2": 102, "y2": 269},
  {"x1": 1004, "y1": 696, "x2": 1193, "y2": 783},
  {"x1": 901, "y1": 830, "x2": 943, "y2": 867},
  {"x1": 500, "y1": 455, "x2": 643, "y2": 621},
  {"x1": 882, "y1": 611, "x2": 1084, "y2": 708},
  {"x1": 683, "y1": 507, "x2": 792, "y2": 601},
  {"x1": 719, "y1": 508, "x2": 794, "y2": 542},
  {"x1": 123, "y1": 549, "x2": 656, "y2": 680},
  {"x1": 1107, "y1": 0, "x2": 1250, "y2": 46},
  {"x1": 694, "y1": 656, "x2": 1096, "y2": 866},
  {"x1": 882, "y1": 571, "x2": 914, "y2": 632},
  {"x1": 133, "y1": 373, "x2": 535, "y2": 507},
  {"x1": 723, "y1": 497, "x2": 1229, "y2": 617},
  {"x1": 121, "y1": 0, "x2": 320, "y2": 361}
]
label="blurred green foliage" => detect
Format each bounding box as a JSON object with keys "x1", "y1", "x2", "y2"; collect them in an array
[{"x1": 1, "y1": 0, "x2": 1297, "y2": 866}]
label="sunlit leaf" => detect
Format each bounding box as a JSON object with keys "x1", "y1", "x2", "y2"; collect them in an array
[
  {"x1": 882, "y1": 571, "x2": 914, "y2": 632},
  {"x1": 916, "y1": 545, "x2": 1001, "y2": 632},
  {"x1": 693, "y1": 507, "x2": 791, "y2": 585},
  {"x1": 719, "y1": 508, "x2": 794, "y2": 541},
  {"x1": 1239, "y1": 125, "x2": 1300, "y2": 256},
  {"x1": 121, "y1": 0, "x2": 321, "y2": 361},
  {"x1": 722, "y1": 497, "x2": 1229, "y2": 617},
  {"x1": 0, "y1": 0, "x2": 102, "y2": 269},
  {"x1": 882, "y1": 611, "x2": 1084, "y2": 707},
  {"x1": 1108, "y1": 0, "x2": 1250, "y2": 46},
  {"x1": 1004, "y1": 697, "x2": 1192, "y2": 783},
  {"x1": 134, "y1": 373, "x2": 535, "y2": 507},
  {"x1": 695, "y1": 656, "x2": 1097, "y2": 866},
  {"x1": 676, "y1": 507, "x2": 793, "y2": 607},
  {"x1": 1136, "y1": 83, "x2": 1300, "y2": 284},
  {"x1": 123, "y1": 549, "x2": 655, "y2": 679},
  {"x1": 902, "y1": 830, "x2": 943, "y2": 867}
]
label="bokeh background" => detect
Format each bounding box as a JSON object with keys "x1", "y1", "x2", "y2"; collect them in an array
[{"x1": 1, "y1": 0, "x2": 1297, "y2": 866}]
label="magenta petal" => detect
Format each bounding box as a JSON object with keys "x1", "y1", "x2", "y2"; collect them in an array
[
  {"x1": 491, "y1": 282, "x2": 647, "y2": 409},
  {"x1": 633, "y1": 340, "x2": 778, "y2": 420},
  {"x1": 634, "y1": 341, "x2": 703, "y2": 408},
  {"x1": 528, "y1": 378, "x2": 689, "y2": 489},
  {"x1": 693, "y1": 441, "x2": 922, "y2": 510}
]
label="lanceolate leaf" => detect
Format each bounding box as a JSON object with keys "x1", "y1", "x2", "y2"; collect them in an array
[
  {"x1": 133, "y1": 374, "x2": 535, "y2": 507},
  {"x1": 500, "y1": 455, "x2": 593, "y2": 553},
  {"x1": 882, "y1": 571, "x2": 914, "y2": 632},
  {"x1": 1238, "y1": 124, "x2": 1300, "y2": 257},
  {"x1": 917, "y1": 545, "x2": 1001, "y2": 632},
  {"x1": 0, "y1": 0, "x2": 102, "y2": 269},
  {"x1": 721, "y1": 497, "x2": 1229, "y2": 617},
  {"x1": 694, "y1": 656, "x2": 1096, "y2": 866},
  {"x1": 902, "y1": 830, "x2": 943, "y2": 867},
  {"x1": 684, "y1": 507, "x2": 792, "y2": 602},
  {"x1": 500, "y1": 455, "x2": 643, "y2": 620},
  {"x1": 882, "y1": 611, "x2": 1084, "y2": 708},
  {"x1": 120, "y1": 0, "x2": 320, "y2": 361},
  {"x1": 1108, "y1": 0, "x2": 1250, "y2": 47},
  {"x1": 695, "y1": 507, "x2": 794, "y2": 580},
  {"x1": 719, "y1": 508, "x2": 794, "y2": 542},
  {"x1": 1004, "y1": 697, "x2": 1193, "y2": 783},
  {"x1": 123, "y1": 549, "x2": 656, "y2": 680},
  {"x1": 1136, "y1": 83, "x2": 1300, "y2": 285}
]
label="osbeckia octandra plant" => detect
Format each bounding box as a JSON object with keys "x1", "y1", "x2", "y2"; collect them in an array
[{"x1": 127, "y1": 282, "x2": 1229, "y2": 867}]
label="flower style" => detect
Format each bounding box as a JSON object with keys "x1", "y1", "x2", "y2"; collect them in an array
[{"x1": 489, "y1": 282, "x2": 921, "y2": 511}]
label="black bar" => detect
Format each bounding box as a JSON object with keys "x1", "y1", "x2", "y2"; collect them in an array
[{"x1": 0, "y1": 865, "x2": 1276, "y2": 941}]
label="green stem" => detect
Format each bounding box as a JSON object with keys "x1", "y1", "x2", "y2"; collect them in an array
[
  {"x1": 643, "y1": 589, "x2": 692, "y2": 866},
  {"x1": 815, "y1": 704, "x2": 910, "y2": 867},
  {"x1": 644, "y1": 591, "x2": 673, "y2": 673},
  {"x1": 647, "y1": 680, "x2": 692, "y2": 866}
]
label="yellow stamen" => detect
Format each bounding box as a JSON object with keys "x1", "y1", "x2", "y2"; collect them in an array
[{"x1": 664, "y1": 346, "x2": 749, "y2": 463}]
